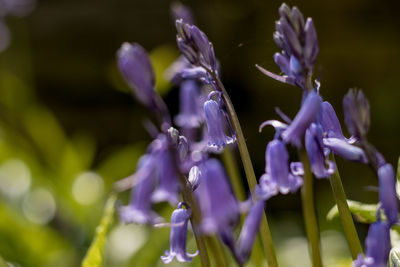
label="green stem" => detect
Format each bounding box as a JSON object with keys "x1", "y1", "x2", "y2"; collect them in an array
[
  {"x1": 203, "y1": 66, "x2": 278, "y2": 267},
  {"x1": 222, "y1": 147, "x2": 246, "y2": 201},
  {"x1": 299, "y1": 151, "x2": 323, "y2": 267},
  {"x1": 328, "y1": 155, "x2": 363, "y2": 259},
  {"x1": 205, "y1": 236, "x2": 230, "y2": 267}
]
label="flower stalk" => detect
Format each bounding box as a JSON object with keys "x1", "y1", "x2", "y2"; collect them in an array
[
  {"x1": 299, "y1": 150, "x2": 323, "y2": 267},
  {"x1": 328, "y1": 154, "x2": 363, "y2": 259},
  {"x1": 202, "y1": 64, "x2": 278, "y2": 267}
]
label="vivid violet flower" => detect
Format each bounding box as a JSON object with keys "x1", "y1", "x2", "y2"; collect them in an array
[
  {"x1": 161, "y1": 203, "x2": 198, "y2": 264},
  {"x1": 195, "y1": 158, "x2": 240, "y2": 234},
  {"x1": 151, "y1": 148, "x2": 180, "y2": 205},
  {"x1": 203, "y1": 99, "x2": 235, "y2": 151},
  {"x1": 318, "y1": 101, "x2": 347, "y2": 140},
  {"x1": 235, "y1": 200, "x2": 265, "y2": 265},
  {"x1": 257, "y1": 139, "x2": 303, "y2": 200},
  {"x1": 378, "y1": 163, "x2": 399, "y2": 225},
  {"x1": 117, "y1": 42, "x2": 157, "y2": 108},
  {"x1": 175, "y1": 19, "x2": 217, "y2": 71},
  {"x1": 258, "y1": 4, "x2": 319, "y2": 88},
  {"x1": 175, "y1": 80, "x2": 203, "y2": 128},
  {"x1": 353, "y1": 221, "x2": 391, "y2": 267},
  {"x1": 120, "y1": 155, "x2": 161, "y2": 225},
  {"x1": 323, "y1": 138, "x2": 368, "y2": 163},
  {"x1": 305, "y1": 123, "x2": 335, "y2": 178},
  {"x1": 281, "y1": 91, "x2": 322, "y2": 147},
  {"x1": 343, "y1": 89, "x2": 370, "y2": 139}
]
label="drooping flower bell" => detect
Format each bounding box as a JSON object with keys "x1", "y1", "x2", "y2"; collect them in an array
[
  {"x1": 318, "y1": 101, "x2": 347, "y2": 140},
  {"x1": 378, "y1": 163, "x2": 399, "y2": 225},
  {"x1": 119, "y1": 155, "x2": 161, "y2": 225},
  {"x1": 175, "y1": 80, "x2": 203, "y2": 128},
  {"x1": 203, "y1": 99, "x2": 235, "y2": 151},
  {"x1": 257, "y1": 139, "x2": 303, "y2": 200},
  {"x1": 151, "y1": 148, "x2": 180, "y2": 205},
  {"x1": 281, "y1": 91, "x2": 322, "y2": 147},
  {"x1": 195, "y1": 158, "x2": 240, "y2": 234},
  {"x1": 235, "y1": 200, "x2": 265, "y2": 265},
  {"x1": 117, "y1": 43, "x2": 157, "y2": 108},
  {"x1": 305, "y1": 123, "x2": 335, "y2": 178},
  {"x1": 352, "y1": 220, "x2": 391, "y2": 267},
  {"x1": 161, "y1": 202, "x2": 199, "y2": 264}
]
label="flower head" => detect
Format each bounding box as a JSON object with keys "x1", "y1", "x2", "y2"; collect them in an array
[
  {"x1": 203, "y1": 99, "x2": 235, "y2": 151},
  {"x1": 305, "y1": 123, "x2": 335, "y2": 178},
  {"x1": 161, "y1": 203, "x2": 198, "y2": 264},
  {"x1": 281, "y1": 91, "x2": 322, "y2": 147},
  {"x1": 195, "y1": 158, "x2": 239, "y2": 234}
]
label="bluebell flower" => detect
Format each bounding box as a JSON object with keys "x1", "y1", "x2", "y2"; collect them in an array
[
  {"x1": 117, "y1": 43, "x2": 157, "y2": 108},
  {"x1": 318, "y1": 101, "x2": 348, "y2": 140},
  {"x1": 161, "y1": 202, "x2": 198, "y2": 264},
  {"x1": 203, "y1": 99, "x2": 235, "y2": 151},
  {"x1": 119, "y1": 155, "x2": 161, "y2": 225},
  {"x1": 323, "y1": 138, "x2": 368, "y2": 163},
  {"x1": 257, "y1": 4, "x2": 319, "y2": 88},
  {"x1": 281, "y1": 91, "x2": 322, "y2": 147},
  {"x1": 378, "y1": 163, "x2": 399, "y2": 225},
  {"x1": 235, "y1": 200, "x2": 265, "y2": 265},
  {"x1": 175, "y1": 19, "x2": 217, "y2": 71},
  {"x1": 175, "y1": 80, "x2": 203, "y2": 128},
  {"x1": 353, "y1": 220, "x2": 391, "y2": 267},
  {"x1": 195, "y1": 158, "x2": 240, "y2": 234},
  {"x1": 188, "y1": 165, "x2": 201, "y2": 191},
  {"x1": 257, "y1": 139, "x2": 303, "y2": 200},
  {"x1": 343, "y1": 89, "x2": 370, "y2": 139},
  {"x1": 151, "y1": 148, "x2": 180, "y2": 205},
  {"x1": 305, "y1": 123, "x2": 335, "y2": 178}
]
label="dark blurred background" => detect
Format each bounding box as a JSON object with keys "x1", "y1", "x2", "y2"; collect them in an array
[{"x1": 1, "y1": 0, "x2": 400, "y2": 266}]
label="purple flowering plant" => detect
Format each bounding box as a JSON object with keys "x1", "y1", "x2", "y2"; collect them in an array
[{"x1": 107, "y1": 2, "x2": 400, "y2": 266}]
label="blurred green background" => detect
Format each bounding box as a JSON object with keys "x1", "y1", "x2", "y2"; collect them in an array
[{"x1": 0, "y1": 0, "x2": 399, "y2": 266}]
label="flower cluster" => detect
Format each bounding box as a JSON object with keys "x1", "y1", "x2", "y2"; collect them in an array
[
  {"x1": 114, "y1": 2, "x2": 399, "y2": 266},
  {"x1": 115, "y1": 4, "x2": 263, "y2": 265}
]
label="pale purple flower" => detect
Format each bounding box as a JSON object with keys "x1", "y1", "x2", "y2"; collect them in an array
[
  {"x1": 323, "y1": 138, "x2": 368, "y2": 163},
  {"x1": 378, "y1": 164, "x2": 398, "y2": 225},
  {"x1": 161, "y1": 203, "x2": 198, "y2": 264},
  {"x1": 117, "y1": 43, "x2": 156, "y2": 108},
  {"x1": 258, "y1": 4, "x2": 319, "y2": 88},
  {"x1": 188, "y1": 165, "x2": 201, "y2": 191},
  {"x1": 235, "y1": 200, "x2": 265, "y2": 265},
  {"x1": 195, "y1": 159, "x2": 240, "y2": 234},
  {"x1": 119, "y1": 155, "x2": 161, "y2": 225},
  {"x1": 305, "y1": 123, "x2": 335, "y2": 178},
  {"x1": 353, "y1": 221, "x2": 391, "y2": 267},
  {"x1": 257, "y1": 139, "x2": 303, "y2": 200},
  {"x1": 151, "y1": 148, "x2": 180, "y2": 205},
  {"x1": 281, "y1": 91, "x2": 322, "y2": 147},
  {"x1": 203, "y1": 99, "x2": 235, "y2": 151},
  {"x1": 175, "y1": 80, "x2": 203, "y2": 128}
]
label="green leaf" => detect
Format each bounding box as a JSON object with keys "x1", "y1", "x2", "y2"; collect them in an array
[
  {"x1": 81, "y1": 193, "x2": 117, "y2": 267},
  {"x1": 327, "y1": 200, "x2": 378, "y2": 223},
  {"x1": 389, "y1": 247, "x2": 400, "y2": 267}
]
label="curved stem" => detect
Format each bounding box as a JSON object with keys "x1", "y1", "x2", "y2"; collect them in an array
[
  {"x1": 203, "y1": 65, "x2": 278, "y2": 267},
  {"x1": 299, "y1": 151, "x2": 323, "y2": 267},
  {"x1": 329, "y1": 155, "x2": 363, "y2": 259}
]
